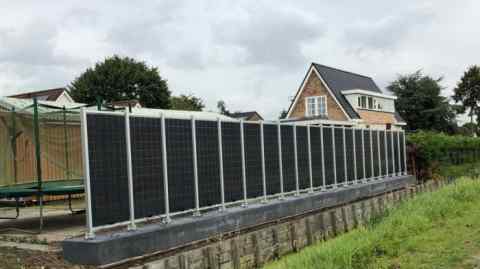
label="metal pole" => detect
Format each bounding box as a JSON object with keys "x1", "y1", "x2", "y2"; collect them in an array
[
  {"x1": 293, "y1": 124, "x2": 299, "y2": 195},
  {"x1": 63, "y1": 107, "x2": 70, "y2": 180},
  {"x1": 385, "y1": 130, "x2": 389, "y2": 177},
  {"x1": 33, "y1": 98, "x2": 43, "y2": 233},
  {"x1": 217, "y1": 118, "x2": 226, "y2": 211},
  {"x1": 191, "y1": 116, "x2": 200, "y2": 216},
  {"x1": 352, "y1": 127, "x2": 357, "y2": 184},
  {"x1": 391, "y1": 130, "x2": 395, "y2": 176},
  {"x1": 320, "y1": 124, "x2": 326, "y2": 189},
  {"x1": 402, "y1": 130, "x2": 407, "y2": 175},
  {"x1": 397, "y1": 131, "x2": 402, "y2": 176},
  {"x1": 307, "y1": 125, "x2": 313, "y2": 193},
  {"x1": 277, "y1": 121, "x2": 284, "y2": 199},
  {"x1": 342, "y1": 126, "x2": 347, "y2": 184},
  {"x1": 80, "y1": 108, "x2": 95, "y2": 238},
  {"x1": 161, "y1": 113, "x2": 171, "y2": 223},
  {"x1": 332, "y1": 126, "x2": 337, "y2": 187},
  {"x1": 11, "y1": 107, "x2": 18, "y2": 184},
  {"x1": 124, "y1": 110, "x2": 136, "y2": 230},
  {"x1": 260, "y1": 121, "x2": 267, "y2": 202},
  {"x1": 361, "y1": 128, "x2": 366, "y2": 181},
  {"x1": 240, "y1": 120, "x2": 248, "y2": 207},
  {"x1": 377, "y1": 130, "x2": 381, "y2": 178},
  {"x1": 369, "y1": 129, "x2": 374, "y2": 180}
]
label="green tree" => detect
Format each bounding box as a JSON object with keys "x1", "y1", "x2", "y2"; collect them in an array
[
  {"x1": 217, "y1": 100, "x2": 231, "y2": 116},
  {"x1": 279, "y1": 109, "x2": 288, "y2": 119},
  {"x1": 387, "y1": 70, "x2": 457, "y2": 133},
  {"x1": 69, "y1": 55, "x2": 171, "y2": 108},
  {"x1": 170, "y1": 94, "x2": 205, "y2": 111},
  {"x1": 453, "y1": 65, "x2": 480, "y2": 124}
]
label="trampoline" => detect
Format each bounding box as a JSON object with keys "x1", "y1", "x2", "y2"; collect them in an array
[{"x1": 0, "y1": 179, "x2": 85, "y2": 220}]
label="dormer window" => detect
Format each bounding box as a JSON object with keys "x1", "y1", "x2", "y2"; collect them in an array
[{"x1": 305, "y1": 96, "x2": 327, "y2": 117}]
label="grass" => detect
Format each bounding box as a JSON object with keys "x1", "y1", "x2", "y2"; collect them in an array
[{"x1": 265, "y1": 176, "x2": 480, "y2": 269}]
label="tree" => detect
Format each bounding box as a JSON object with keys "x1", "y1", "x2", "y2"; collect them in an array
[
  {"x1": 170, "y1": 94, "x2": 205, "y2": 111},
  {"x1": 279, "y1": 109, "x2": 288, "y2": 119},
  {"x1": 453, "y1": 65, "x2": 480, "y2": 124},
  {"x1": 217, "y1": 100, "x2": 231, "y2": 116},
  {"x1": 387, "y1": 70, "x2": 457, "y2": 133},
  {"x1": 69, "y1": 55, "x2": 171, "y2": 108}
]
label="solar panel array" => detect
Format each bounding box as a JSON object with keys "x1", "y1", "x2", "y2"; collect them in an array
[{"x1": 84, "y1": 112, "x2": 407, "y2": 229}]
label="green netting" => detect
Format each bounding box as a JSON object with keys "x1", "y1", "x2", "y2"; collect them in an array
[{"x1": 0, "y1": 98, "x2": 83, "y2": 187}]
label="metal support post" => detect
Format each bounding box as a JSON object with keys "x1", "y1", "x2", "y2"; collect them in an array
[
  {"x1": 161, "y1": 113, "x2": 171, "y2": 223},
  {"x1": 307, "y1": 125, "x2": 313, "y2": 193},
  {"x1": 124, "y1": 110, "x2": 136, "y2": 230},
  {"x1": 293, "y1": 124, "x2": 299, "y2": 195},
  {"x1": 240, "y1": 120, "x2": 248, "y2": 206},
  {"x1": 80, "y1": 108, "x2": 95, "y2": 238},
  {"x1": 260, "y1": 121, "x2": 267, "y2": 202},
  {"x1": 191, "y1": 116, "x2": 200, "y2": 216},
  {"x1": 277, "y1": 121, "x2": 284, "y2": 199},
  {"x1": 217, "y1": 118, "x2": 226, "y2": 211}
]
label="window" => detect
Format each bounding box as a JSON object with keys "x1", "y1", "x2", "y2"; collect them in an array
[
  {"x1": 359, "y1": 96, "x2": 367, "y2": 108},
  {"x1": 305, "y1": 96, "x2": 327, "y2": 117},
  {"x1": 368, "y1": 97, "x2": 374, "y2": 109},
  {"x1": 318, "y1": 96, "x2": 326, "y2": 116}
]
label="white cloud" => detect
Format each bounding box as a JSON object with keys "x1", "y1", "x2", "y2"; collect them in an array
[{"x1": 0, "y1": 0, "x2": 479, "y2": 119}]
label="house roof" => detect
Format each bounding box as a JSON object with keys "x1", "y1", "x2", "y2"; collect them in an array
[
  {"x1": 110, "y1": 99, "x2": 141, "y2": 108},
  {"x1": 9, "y1": 88, "x2": 68, "y2": 101},
  {"x1": 230, "y1": 111, "x2": 264, "y2": 121},
  {"x1": 312, "y1": 63, "x2": 384, "y2": 119}
]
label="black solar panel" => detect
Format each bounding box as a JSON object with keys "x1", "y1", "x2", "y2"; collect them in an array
[
  {"x1": 393, "y1": 131, "x2": 400, "y2": 174},
  {"x1": 221, "y1": 122, "x2": 243, "y2": 202},
  {"x1": 130, "y1": 117, "x2": 165, "y2": 219},
  {"x1": 196, "y1": 120, "x2": 221, "y2": 207},
  {"x1": 355, "y1": 129, "x2": 364, "y2": 180},
  {"x1": 386, "y1": 131, "x2": 394, "y2": 174},
  {"x1": 322, "y1": 127, "x2": 335, "y2": 186},
  {"x1": 310, "y1": 126, "x2": 324, "y2": 187},
  {"x1": 244, "y1": 123, "x2": 263, "y2": 199},
  {"x1": 379, "y1": 131, "x2": 387, "y2": 176},
  {"x1": 334, "y1": 127, "x2": 345, "y2": 184},
  {"x1": 372, "y1": 130, "x2": 380, "y2": 178},
  {"x1": 281, "y1": 125, "x2": 296, "y2": 192},
  {"x1": 165, "y1": 119, "x2": 195, "y2": 212},
  {"x1": 87, "y1": 114, "x2": 129, "y2": 226},
  {"x1": 263, "y1": 123, "x2": 281, "y2": 194},
  {"x1": 364, "y1": 130, "x2": 372, "y2": 179},
  {"x1": 345, "y1": 128, "x2": 355, "y2": 183},
  {"x1": 296, "y1": 126, "x2": 310, "y2": 190},
  {"x1": 399, "y1": 132, "x2": 406, "y2": 173}
]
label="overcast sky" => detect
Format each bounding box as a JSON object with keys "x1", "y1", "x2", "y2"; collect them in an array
[{"x1": 0, "y1": 0, "x2": 478, "y2": 119}]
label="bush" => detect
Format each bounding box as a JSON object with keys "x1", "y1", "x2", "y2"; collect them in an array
[{"x1": 407, "y1": 131, "x2": 480, "y2": 179}]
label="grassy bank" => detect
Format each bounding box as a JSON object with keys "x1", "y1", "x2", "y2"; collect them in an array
[{"x1": 265, "y1": 178, "x2": 480, "y2": 269}]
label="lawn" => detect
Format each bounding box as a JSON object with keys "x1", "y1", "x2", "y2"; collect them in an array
[{"x1": 265, "y1": 176, "x2": 480, "y2": 269}]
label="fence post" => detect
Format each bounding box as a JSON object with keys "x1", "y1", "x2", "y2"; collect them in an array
[
  {"x1": 320, "y1": 124, "x2": 326, "y2": 189},
  {"x1": 63, "y1": 106, "x2": 70, "y2": 180},
  {"x1": 402, "y1": 130, "x2": 407, "y2": 175},
  {"x1": 277, "y1": 121, "x2": 284, "y2": 199},
  {"x1": 370, "y1": 128, "x2": 374, "y2": 180},
  {"x1": 332, "y1": 126, "x2": 337, "y2": 187},
  {"x1": 362, "y1": 128, "x2": 366, "y2": 182},
  {"x1": 377, "y1": 130, "x2": 381, "y2": 178},
  {"x1": 391, "y1": 131, "x2": 395, "y2": 176},
  {"x1": 343, "y1": 126, "x2": 347, "y2": 184},
  {"x1": 124, "y1": 110, "x2": 137, "y2": 230},
  {"x1": 191, "y1": 116, "x2": 201, "y2": 216},
  {"x1": 352, "y1": 127, "x2": 357, "y2": 184},
  {"x1": 80, "y1": 108, "x2": 95, "y2": 239},
  {"x1": 293, "y1": 123, "x2": 299, "y2": 195},
  {"x1": 10, "y1": 107, "x2": 18, "y2": 184},
  {"x1": 396, "y1": 131, "x2": 401, "y2": 176},
  {"x1": 307, "y1": 125, "x2": 313, "y2": 193},
  {"x1": 260, "y1": 121, "x2": 267, "y2": 203},
  {"x1": 240, "y1": 120, "x2": 248, "y2": 207},
  {"x1": 33, "y1": 98, "x2": 43, "y2": 233},
  {"x1": 385, "y1": 130, "x2": 389, "y2": 177},
  {"x1": 217, "y1": 118, "x2": 226, "y2": 211},
  {"x1": 161, "y1": 113, "x2": 171, "y2": 223}
]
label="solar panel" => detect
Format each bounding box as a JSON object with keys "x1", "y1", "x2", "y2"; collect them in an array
[
  {"x1": 281, "y1": 125, "x2": 296, "y2": 192},
  {"x1": 263, "y1": 123, "x2": 281, "y2": 194},
  {"x1": 244, "y1": 123, "x2": 263, "y2": 198},
  {"x1": 296, "y1": 126, "x2": 310, "y2": 190}
]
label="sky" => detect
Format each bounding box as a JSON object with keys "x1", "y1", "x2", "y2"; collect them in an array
[{"x1": 0, "y1": 0, "x2": 478, "y2": 120}]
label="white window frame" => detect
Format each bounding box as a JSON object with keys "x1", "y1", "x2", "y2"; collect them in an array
[{"x1": 305, "y1": 96, "x2": 328, "y2": 117}]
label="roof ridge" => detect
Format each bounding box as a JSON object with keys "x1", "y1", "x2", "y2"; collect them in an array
[
  {"x1": 10, "y1": 87, "x2": 66, "y2": 97},
  {"x1": 312, "y1": 63, "x2": 374, "y2": 80}
]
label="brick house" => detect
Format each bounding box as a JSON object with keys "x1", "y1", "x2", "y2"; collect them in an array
[
  {"x1": 284, "y1": 63, "x2": 406, "y2": 130},
  {"x1": 230, "y1": 111, "x2": 264, "y2": 121}
]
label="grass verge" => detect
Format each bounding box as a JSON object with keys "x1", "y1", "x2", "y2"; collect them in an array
[{"x1": 265, "y1": 178, "x2": 480, "y2": 269}]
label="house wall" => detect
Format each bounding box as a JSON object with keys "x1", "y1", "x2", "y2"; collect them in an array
[
  {"x1": 345, "y1": 94, "x2": 395, "y2": 113},
  {"x1": 289, "y1": 72, "x2": 348, "y2": 121}
]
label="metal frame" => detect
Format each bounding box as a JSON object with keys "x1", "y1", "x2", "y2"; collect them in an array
[{"x1": 80, "y1": 109, "x2": 411, "y2": 238}]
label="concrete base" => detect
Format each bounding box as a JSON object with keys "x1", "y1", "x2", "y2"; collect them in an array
[{"x1": 62, "y1": 175, "x2": 415, "y2": 265}]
